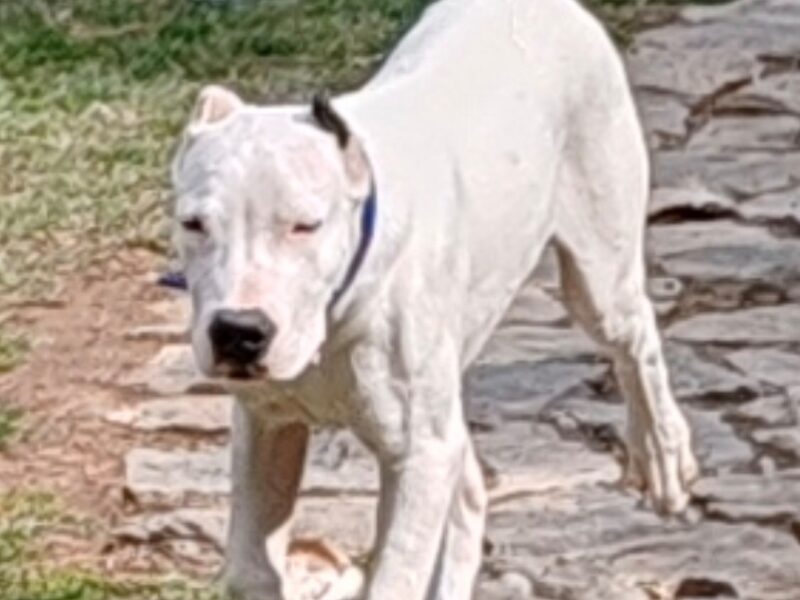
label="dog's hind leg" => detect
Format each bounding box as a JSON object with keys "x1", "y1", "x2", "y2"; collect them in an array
[
  {"x1": 556, "y1": 234, "x2": 697, "y2": 513},
  {"x1": 552, "y1": 73, "x2": 698, "y2": 513}
]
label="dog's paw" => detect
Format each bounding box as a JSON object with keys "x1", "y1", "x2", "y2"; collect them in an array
[
  {"x1": 623, "y1": 410, "x2": 699, "y2": 515},
  {"x1": 285, "y1": 538, "x2": 365, "y2": 600}
]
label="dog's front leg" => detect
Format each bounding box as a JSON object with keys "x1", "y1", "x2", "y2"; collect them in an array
[
  {"x1": 355, "y1": 341, "x2": 467, "y2": 600},
  {"x1": 425, "y1": 439, "x2": 487, "y2": 600},
  {"x1": 368, "y1": 440, "x2": 465, "y2": 600},
  {"x1": 224, "y1": 399, "x2": 309, "y2": 600}
]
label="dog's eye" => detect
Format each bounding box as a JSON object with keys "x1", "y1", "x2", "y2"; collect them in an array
[
  {"x1": 181, "y1": 217, "x2": 206, "y2": 235},
  {"x1": 291, "y1": 221, "x2": 322, "y2": 235}
]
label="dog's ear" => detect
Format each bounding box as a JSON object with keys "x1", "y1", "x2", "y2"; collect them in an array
[
  {"x1": 189, "y1": 85, "x2": 243, "y2": 129},
  {"x1": 311, "y1": 93, "x2": 370, "y2": 199},
  {"x1": 312, "y1": 92, "x2": 350, "y2": 148}
]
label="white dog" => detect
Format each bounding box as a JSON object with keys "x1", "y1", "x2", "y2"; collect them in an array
[{"x1": 170, "y1": 0, "x2": 698, "y2": 597}]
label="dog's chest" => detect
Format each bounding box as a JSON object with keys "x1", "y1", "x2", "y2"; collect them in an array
[{"x1": 235, "y1": 360, "x2": 355, "y2": 426}]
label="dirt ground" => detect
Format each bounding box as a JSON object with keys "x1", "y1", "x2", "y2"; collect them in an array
[{"x1": 0, "y1": 250, "x2": 221, "y2": 578}]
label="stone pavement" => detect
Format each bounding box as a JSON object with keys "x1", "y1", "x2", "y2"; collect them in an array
[{"x1": 111, "y1": 1, "x2": 800, "y2": 598}]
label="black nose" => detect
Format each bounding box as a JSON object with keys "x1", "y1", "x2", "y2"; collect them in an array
[{"x1": 209, "y1": 309, "x2": 275, "y2": 371}]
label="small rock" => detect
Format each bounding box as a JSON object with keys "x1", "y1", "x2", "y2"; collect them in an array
[
  {"x1": 648, "y1": 276, "x2": 685, "y2": 301},
  {"x1": 674, "y1": 577, "x2": 738, "y2": 598},
  {"x1": 479, "y1": 571, "x2": 533, "y2": 599}
]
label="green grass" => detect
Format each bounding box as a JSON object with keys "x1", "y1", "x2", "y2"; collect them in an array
[
  {"x1": 0, "y1": 408, "x2": 21, "y2": 448},
  {"x1": 0, "y1": 330, "x2": 28, "y2": 374},
  {"x1": 0, "y1": 0, "x2": 431, "y2": 302},
  {"x1": 0, "y1": 493, "x2": 221, "y2": 600},
  {"x1": 0, "y1": 329, "x2": 27, "y2": 449}
]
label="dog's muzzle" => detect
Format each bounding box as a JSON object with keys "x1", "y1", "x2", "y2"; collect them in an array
[{"x1": 209, "y1": 308, "x2": 275, "y2": 376}]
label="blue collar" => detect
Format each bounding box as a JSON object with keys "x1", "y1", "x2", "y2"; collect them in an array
[
  {"x1": 328, "y1": 183, "x2": 377, "y2": 311},
  {"x1": 158, "y1": 187, "x2": 377, "y2": 312}
]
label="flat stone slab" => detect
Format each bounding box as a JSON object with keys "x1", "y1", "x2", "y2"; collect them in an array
[
  {"x1": 685, "y1": 408, "x2": 754, "y2": 472},
  {"x1": 687, "y1": 115, "x2": 800, "y2": 154},
  {"x1": 668, "y1": 304, "x2": 800, "y2": 345},
  {"x1": 497, "y1": 285, "x2": 568, "y2": 327},
  {"x1": 629, "y1": 1, "x2": 800, "y2": 100},
  {"x1": 648, "y1": 221, "x2": 766, "y2": 257},
  {"x1": 722, "y1": 71, "x2": 800, "y2": 119},
  {"x1": 694, "y1": 471, "x2": 800, "y2": 524},
  {"x1": 739, "y1": 189, "x2": 800, "y2": 225},
  {"x1": 477, "y1": 423, "x2": 620, "y2": 499},
  {"x1": 114, "y1": 496, "x2": 377, "y2": 558},
  {"x1": 488, "y1": 515, "x2": 800, "y2": 600},
  {"x1": 751, "y1": 427, "x2": 800, "y2": 461},
  {"x1": 477, "y1": 325, "x2": 597, "y2": 367},
  {"x1": 113, "y1": 503, "x2": 370, "y2": 600},
  {"x1": 114, "y1": 507, "x2": 229, "y2": 550},
  {"x1": 106, "y1": 395, "x2": 232, "y2": 433},
  {"x1": 730, "y1": 394, "x2": 797, "y2": 427},
  {"x1": 540, "y1": 393, "x2": 753, "y2": 473},
  {"x1": 465, "y1": 359, "x2": 606, "y2": 424},
  {"x1": 666, "y1": 343, "x2": 757, "y2": 401},
  {"x1": 648, "y1": 221, "x2": 800, "y2": 283},
  {"x1": 725, "y1": 348, "x2": 800, "y2": 389},
  {"x1": 125, "y1": 431, "x2": 379, "y2": 502},
  {"x1": 635, "y1": 89, "x2": 691, "y2": 149},
  {"x1": 648, "y1": 186, "x2": 740, "y2": 221},
  {"x1": 651, "y1": 150, "x2": 800, "y2": 198},
  {"x1": 120, "y1": 344, "x2": 226, "y2": 396},
  {"x1": 126, "y1": 447, "x2": 231, "y2": 497}
]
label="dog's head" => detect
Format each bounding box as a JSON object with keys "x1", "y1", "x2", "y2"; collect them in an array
[{"x1": 171, "y1": 86, "x2": 371, "y2": 381}]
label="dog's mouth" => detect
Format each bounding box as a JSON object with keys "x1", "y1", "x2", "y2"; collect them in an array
[{"x1": 217, "y1": 362, "x2": 268, "y2": 382}]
